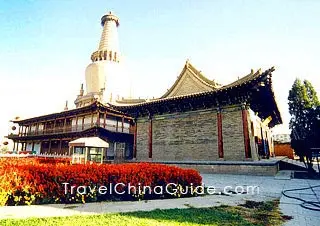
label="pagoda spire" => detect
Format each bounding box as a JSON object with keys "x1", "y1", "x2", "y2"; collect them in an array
[
  {"x1": 90, "y1": 11, "x2": 120, "y2": 63},
  {"x1": 75, "y1": 11, "x2": 126, "y2": 108}
]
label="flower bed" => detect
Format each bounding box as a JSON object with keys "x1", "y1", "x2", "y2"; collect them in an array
[{"x1": 0, "y1": 158, "x2": 202, "y2": 206}]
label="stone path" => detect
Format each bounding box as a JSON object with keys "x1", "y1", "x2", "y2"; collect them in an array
[
  {"x1": 0, "y1": 172, "x2": 319, "y2": 226},
  {"x1": 202, "y1": 173, "x2": 320, "y2": 226}
]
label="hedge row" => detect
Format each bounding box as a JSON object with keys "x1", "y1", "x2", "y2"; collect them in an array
[{"x1": 0, "y1": 158, "x2": 202, "y2": 205}]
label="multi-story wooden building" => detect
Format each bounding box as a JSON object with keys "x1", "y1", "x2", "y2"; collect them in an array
[{"x1": 8, "y1": 102, "x2": 134, "y2": 161}]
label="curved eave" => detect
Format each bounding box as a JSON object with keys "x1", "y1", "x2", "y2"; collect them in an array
[
  {"x1": 12, "y1": 101, "x2": 130, "y2": 124},
  {"x1": 113, "y1": 67, "x2": 282, "y2": 126},
  {"x1": 115, "y1": 67, "x2": 274, "y2": 109}
]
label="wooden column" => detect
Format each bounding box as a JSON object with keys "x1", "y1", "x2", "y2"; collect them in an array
[
  {"x1": 91, "y1": 112, "x2": 94, "y2": 127},
  {"x1": 43, "y1": 122, "x2": 46, "y2": 134},
  {"x1": 59, "y1": 139, "x2": 62, "y2": 155},
  {"x1": 82, "y1": 117, "x2": 85, "y2": 130},
  {"x1": 75, "y1": 116, "x2": 78, "y2": 131},
  {"x1": 53, "y1": 119, "x2": 57, "y2": 133},
  {"x1": 63, "y1": 117, "x2": 67, "y2": 132},
  {"x1": 241, "y1": 106, "x2": 252, "y2": 158},
  {"x1": 260, "y1": 127, "x2": 265, "y2": 156},
  {"x1": 121, "y1": 117, "x2": 124, "y2": 132},
  {"x1": 104, "y1": 112, "x2": 107, "y2": 128},
  {"x1": 96, "y1": 111, "x2": 100, "y2": 126},
  {"x1": 48, "y1": 140, "x2": 52, "y2": 154},
  {"x1": 217, "y1": 110, "x2": 224, "y2": 158},
  {"x1": 18, "y1": 126, "x2": 21, "y2": 136},
  {"x1": 116, "y1": 119, "x2": 119, "y2": 132},
  {"x1": 133, "y1": 120, "x2": 137, "y2": 159},
  {"x1": 148, "y1": 115, "x2": 153, "y2": 159},
  {"x1": 40, "y1": 142, "x2": 43, "y2": 154},
  {"x1": 36, "y1": 123, "x2": 39, "y2": 135}
]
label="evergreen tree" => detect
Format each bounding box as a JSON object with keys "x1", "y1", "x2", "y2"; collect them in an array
[
  {"x1": 288, "y1": 79, "x2": 319, "y2": 172},
  {"x1": 288, "y1": 79, "x2": 319, "y2": 140}
]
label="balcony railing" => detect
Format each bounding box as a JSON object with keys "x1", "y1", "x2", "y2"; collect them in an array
[{"x1": 19, "y1": 123, "x2": 132, "y2": 137}]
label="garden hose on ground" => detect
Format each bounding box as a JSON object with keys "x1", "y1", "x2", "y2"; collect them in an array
[{"x1": 282, "y1": 185, "x2": 320, "y2": 211}]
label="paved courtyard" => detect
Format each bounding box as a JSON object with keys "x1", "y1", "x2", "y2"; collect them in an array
[
  {"x1": 202, "y1": 173, "x2": 320, "y2": 226},
  {"x1": 0, "y1": 172, "x2": 319, "y2": 225}
]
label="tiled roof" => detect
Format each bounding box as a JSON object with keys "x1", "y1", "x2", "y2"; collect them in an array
[
  {"x1": 114, "y1": 67, "x2": 275, "y2": 109},
  {"x1": 160, "y1": 60, "x2": 219, "y2": 98},
  {"x1": 12, "y1": 101, "x2": 129, "y2": 124}
]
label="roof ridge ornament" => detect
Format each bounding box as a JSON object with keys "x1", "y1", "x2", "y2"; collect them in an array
[
  {"x1": 64, "y1": 101, "x2": 68, "y2": 111},
  {"x1": 185, "y1": 59, "x2": 190, "y2": 68}
]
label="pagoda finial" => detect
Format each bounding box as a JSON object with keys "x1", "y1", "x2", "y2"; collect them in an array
[
  {"x1": 64, "y1": 100, "x2": 68, "y2": 111},
  {"x1": 80, "y1": 83, "x2": 84, "y2": 96},
  {"x1": 101, "y1": 11, "x2": 119, "y2": 27}
]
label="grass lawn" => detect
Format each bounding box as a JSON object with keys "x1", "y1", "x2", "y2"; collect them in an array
[{"x1": 0, "y1": 200, "x2": 288, "y2": 226}]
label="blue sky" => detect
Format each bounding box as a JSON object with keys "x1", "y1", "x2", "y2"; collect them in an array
[{"x1": 1, "y1": 0, "x2": 320, "y2": 139}]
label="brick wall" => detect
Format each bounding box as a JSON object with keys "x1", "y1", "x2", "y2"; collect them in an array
[
  {"x1": 136, "y1": 119, "x2": 149, "y2": 160},
  {"x1": 136, "y1": 106, "x2": 250, "y2": 161},
  {"x1": 152, "y1": 110, "x2": 218, "y2": 161},
  {"x1": 222, "y1": 108, "x2": 245, "y2": 160}
]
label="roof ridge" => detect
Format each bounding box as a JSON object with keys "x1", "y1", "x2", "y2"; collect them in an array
[
  {"x1": 186, "y1": 61, "x2": 218, "y2": 87},
  {"x1": 161, "y1": 60, "x2": 217, "y2": 98}
]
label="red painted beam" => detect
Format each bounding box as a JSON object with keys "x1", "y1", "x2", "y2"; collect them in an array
[
  {"x1": 148, "y1": 117, "x2": 153, "y2": 159},
  {"x1": 217, "y1": 111, "x2": 224, "y2": 158},
  {"x1": 133, "y1": 122, "x2": 137, "y2": 159},
  {"x1": 242, "y1": 108, "x2": 252, "y2": 158}
]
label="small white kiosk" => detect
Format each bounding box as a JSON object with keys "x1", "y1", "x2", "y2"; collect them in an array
[{"x1": 69, "y1": 137, "x2": 109, "y2": 164}]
